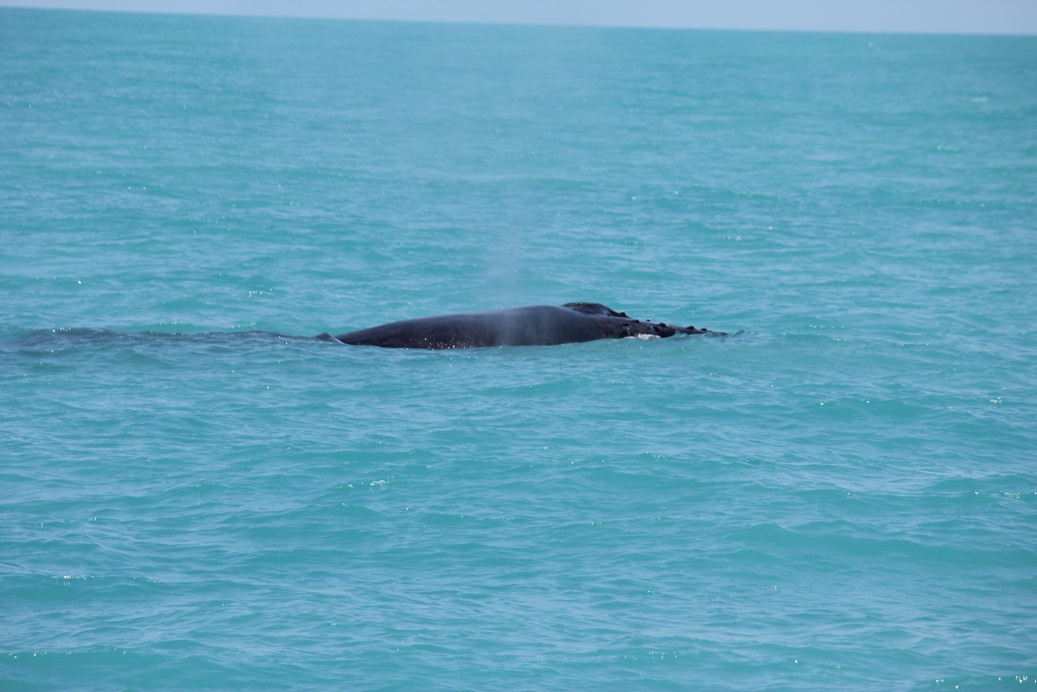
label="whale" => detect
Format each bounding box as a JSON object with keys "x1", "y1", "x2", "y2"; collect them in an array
[{"x1": 317, "y1": 302, "x2": 721, "y2": 349}]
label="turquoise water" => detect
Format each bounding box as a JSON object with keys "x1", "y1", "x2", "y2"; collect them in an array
[{"x1": 2, "y1": 7, "x2": 1037, "y2": 688}]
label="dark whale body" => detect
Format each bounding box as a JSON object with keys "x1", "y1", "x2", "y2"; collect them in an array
[{"x1": 319, "y1": 302, "x2": 719, "y2": 350}]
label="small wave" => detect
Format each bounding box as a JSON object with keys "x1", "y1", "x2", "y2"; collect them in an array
[{"x1": 0, "y1": 328, "x2": 314, "y2": 353}]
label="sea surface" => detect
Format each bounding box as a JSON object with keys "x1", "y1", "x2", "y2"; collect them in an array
[{"x1": 2, "y1": 7, "x2": 1036, "y2": 689}]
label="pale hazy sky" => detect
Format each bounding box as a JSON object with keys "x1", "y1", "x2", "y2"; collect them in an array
[{"x1": 2, "y1": 0, "x2": 1037, "y2": 35}]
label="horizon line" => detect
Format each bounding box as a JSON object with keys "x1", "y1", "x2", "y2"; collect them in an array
[{"x1": 2, "y1": 1, "x2": 1037, "y2": 37}]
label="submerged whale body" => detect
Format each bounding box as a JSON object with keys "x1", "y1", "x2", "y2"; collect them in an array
[{"x1": 320, "y1": 302, "x2": 720, "y2": 350}]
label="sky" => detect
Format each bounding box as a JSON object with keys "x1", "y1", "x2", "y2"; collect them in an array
[{"x1": 2, "y1": 0, "x2": 1037, "y2": 35}]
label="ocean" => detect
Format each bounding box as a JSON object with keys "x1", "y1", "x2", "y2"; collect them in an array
[{"x1": 1, "y1": 7, "x2": 1036, "y2": 689}]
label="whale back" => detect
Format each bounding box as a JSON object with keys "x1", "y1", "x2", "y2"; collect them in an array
[{"x1": 331, "y1": 303, "x2": 714, "y2": 349}]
